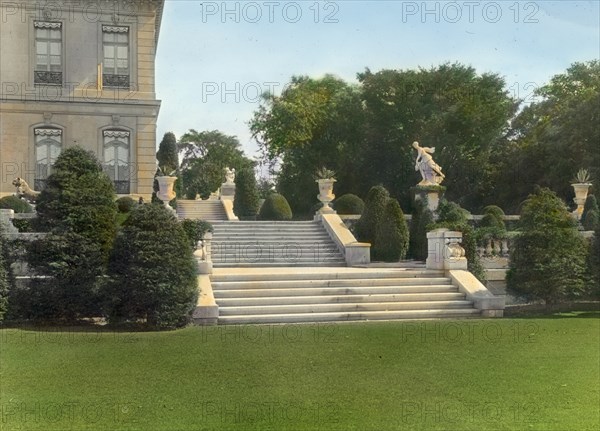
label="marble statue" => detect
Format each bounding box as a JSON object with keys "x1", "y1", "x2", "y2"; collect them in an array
[
  {"x1": 224, "y1": 167, "x2": 235, "y2": 185},
  {"x1": 412, "y1": 142, "x2": 445, "y2": 186},
  {"x1": 12, "y1": 177, "x2": 40, "y2": 202}
]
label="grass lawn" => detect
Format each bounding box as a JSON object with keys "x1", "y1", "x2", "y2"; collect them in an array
[{"x1": 1, "y1": 314, "x2": 599, "y2": 431}]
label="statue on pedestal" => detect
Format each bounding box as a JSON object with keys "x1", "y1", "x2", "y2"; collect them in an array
[
  {"x1": 224, "y1": 167, "x2": 236, "y2": 185},
  {"x1": 412, "y1": 141, "x2": 445, "y2": 186}
]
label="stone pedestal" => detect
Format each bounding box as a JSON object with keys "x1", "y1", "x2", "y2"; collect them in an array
[
  {"x1": 316, "y1": 179, "x2": 336, "y2": 215},
  {"x1": 0, "y1": 209, "x2": 18, "y2": 234},
  {"x1": 220, "y1": 183, "x2": 235, "y2": 199},
  {"x1": 412, "y1": 186, "x2": 445, "y2": 214},
  {"x1": 426, "y1": 228, "x2": 468, "y2": 271}
]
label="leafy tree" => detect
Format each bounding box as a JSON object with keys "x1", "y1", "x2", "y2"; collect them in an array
[
  {"x1": 582, "y1": 194, "x2": 599, "y2": 231},
  {"x1": 479, "y1": 205, "x2": 506, "y2": 229},
  {"x1": 178, "y1": 130, "x2": 253, "y2": 199},
  {"x1": 105, "y1": 204, "x2": 198, "y2": 328},
  {"x1": 233, "y1": 168, "x2": 260, "y2": 218},
  {"x1": 251, "y1": 75, "x2": 365, "y2": 214},
  {"x1": 354, "y1": 185, "x2": 389, "y2": 246},
  {"x1": 507, "y1": 188, "x2": 588, "y2": 306},
  {"x1": 258, "y1": 194, "x2": 292, "y2": 221},
  {"x1": 358, "y1": 64, "x2": 517, "y2": 211},
  {"x1": 490, "y1": 61, "x2": 600, "y2": 212},
  {"x1": 20, "y1": 147, "x2": 117, "y2": 320},
  {"x1": 374, "y1": 199, "x2": 409, "y2": 261}
]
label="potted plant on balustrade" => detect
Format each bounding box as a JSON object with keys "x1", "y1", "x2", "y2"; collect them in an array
[
  {"x1": 571, "y1": 168, "x2": 593, "y2": 219},
  {"x1": 156, "y1": 165, "x2": 178, "y2": 212},
  {"x1": 315, "y1": 167, "x2": 336, "y2": 214}
]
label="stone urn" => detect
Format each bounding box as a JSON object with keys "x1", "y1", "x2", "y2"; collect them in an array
[
  {"x1": 572, "y1": 182, "x2": 592, "y2": 219},
  {"x1": 157, "y1": 175, "x2": 177, "y2": 211},
  {"x1": 316, "y1": 178, "x2": 336, "y2": 214}
]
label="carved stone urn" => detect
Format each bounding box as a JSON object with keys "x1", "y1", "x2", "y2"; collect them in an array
[
  {"x1": 316, "y1": 178, "x2": 336, "y2": 214},
  {"x1": 157, "y1": 175, "x2": 177, "y2": 212},
  {"x1": 572, "y1": 182, "x2": 592, "y2": 220}
]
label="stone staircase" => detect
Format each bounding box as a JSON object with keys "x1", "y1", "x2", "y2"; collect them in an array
[
  {"x1": 210, "y1": 221, "x2": 346, "y2": 267},
  {"x1": 211, "y1": 267, "x2": 481, "y2": 324},
  {"x1": 176, "y1": 199, "x2": 228, "y2": 221}
]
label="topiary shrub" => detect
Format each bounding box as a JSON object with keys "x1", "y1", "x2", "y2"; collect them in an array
[
  {"x1": 507, "y1": 188, "x2": 588, "y2": 306},
  {"x1": 233, "y1": 168, "x2": 260, "y2": 218},
  {"x1": 19, "y1": 146, "x2": 117, "y2": 321},
  {"x1": 258, "y1": 193, "x2": 292, "y2": 221},
  {"x1": 0, "y1": 196, "x2": 33, "y2": 213},
  {"x1": 374, "y1": 199, "x2": 409, "y2": 261},
  {"x1": 354, "y1": 185, "x2": 390, "y2": 244},
  {"x1": 105, "y1": 204, "x2": 198, "y2": 329},
  {"x1": 0, "y1": 226, "x2": 9, "y2": 322},
  {"x1": 180, "y1": 219, "x2": 214, "y2": 250},
  {"x1": 582, "y1": 195, "x2": 599, "y2": 231},
  {"x1": 479, "y1": 205, "x2": 506, "y2": 229},
  {"x1": 408, "y1": 198, "x2": 434, "y2": 261},
  {"x1": 333, "y1": 194, "x2": 365, "y2": 215},
  {"x1": 116, "y1": 196, "x2": 136, "y2": 213}
]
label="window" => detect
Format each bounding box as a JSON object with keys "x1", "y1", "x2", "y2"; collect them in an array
[
  {"x1": 34, "y1": 128, "x2": 62, "y2": 190},
  {"x1": 102, "y1": 26, "x2": 129, "y2": 88},
  {"x1": 34, "y1": 22, "x2": 62, "y2": 85},
  {"x1": 103, "y1": 130, "x2": 130, "y2": 194}
]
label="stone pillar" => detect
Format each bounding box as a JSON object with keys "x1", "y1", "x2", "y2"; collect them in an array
[
  {"x1": 195, "y1": 232, "x2": 213, "y2": 274},
  {"x1": 412, "y1": 186, "x2": 445, "y2": 214},
  {"x1": 426, "y1": 228, "x2": 468, "y2": 271}
]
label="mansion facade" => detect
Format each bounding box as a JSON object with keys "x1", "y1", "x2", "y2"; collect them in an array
[{"x1": 0, "y1": 0, "x2": 165, "y2": 199}]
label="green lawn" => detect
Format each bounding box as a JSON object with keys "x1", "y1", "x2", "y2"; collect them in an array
[{"x1": 1, "y1": 315, "x2": 599, "y2": 431}]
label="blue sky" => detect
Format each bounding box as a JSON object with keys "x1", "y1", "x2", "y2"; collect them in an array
[{"x1": 155, "y1": 1, "x2": 600, "y2": 157}]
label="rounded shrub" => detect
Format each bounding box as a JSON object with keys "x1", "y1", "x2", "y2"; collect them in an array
[
  {"x1": 589, "y1": 224, "x2": 600, "y2": 299},
  {"x1": 374, "y1": 199, "x2": 409, "y2": 261},
  {"x1": 105, "y1": 204, "x2": 198, "y2": 329},
  {"x1": 116, "y1": 196, "x2": 136, "y2": 213},
  {"x1": 354, "y1": 185, "x2": 390, "y2": 244},
  {"x1": 333, "y1": 194, "x2": 365, "y2": 215},
  {"x1": 180, "y1": 219, "x2": 214, "y2": 250},
  {"x1": 0, "y1": 196, "x2": 33, "y2": 213},
  {"x1": 233, "y1": 168, "x2": 260, "y2": 218},
  {"x1": 258, "y1": 193, "x2": 292, "y2": 221},
  {"x1": 507, "y1": 188, "x2": 588, "y2": 306},
  {"x1": 479, "y1": 205, "x2": 506, "y2": 229}
]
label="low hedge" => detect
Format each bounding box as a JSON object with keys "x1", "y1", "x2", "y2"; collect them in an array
[{"x1": 258, "y1": 193, "x2": 292, "y2": 221}]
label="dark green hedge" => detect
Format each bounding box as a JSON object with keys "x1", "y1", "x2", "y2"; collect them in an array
[
  {"x1": 258, "y1": 193, "x2": 293, "y2": 221},
  {"x1": 374, "y1": 199, "x2": 409, "y2": 261},
  {"x1": 0, "y1": 196, "x2": 33, "y2": 213},
  {"x1": 355, "y1": 185, "x2": 389, "y2": 245},
  {"x1": 105, "y1": 204, "x2": 198, "y2": 328},
  {"x1": 233, "y1": 168, "x2": 260, "y2": 217}
]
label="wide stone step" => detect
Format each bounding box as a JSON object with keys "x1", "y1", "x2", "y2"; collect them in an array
[
  {"x1": 211, "y1": 270, "x2": 445, "y2": 282},
  {"x1": 213, "y1": 284, "x2": 457, "y2": 298},
  {"x1": 217, "y1": 308, "x2": 481, "y2": 324},
  {"x1": 219, "y1": 300, "x2": 474, "y2": 316},
  {"x1": 216, "y1": 292, "x2": 467, "y2": 306},
  {"x1": 211, "y1": 277, "x2": 452, "y2": 288},
  {"x1": 213, "y1": 261, "x2": 346, "y2": 268}
]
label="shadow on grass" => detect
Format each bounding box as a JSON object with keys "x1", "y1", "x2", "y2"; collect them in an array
[
  {"x1": 505, "y1": 301, "x2": 600, "y2": 319},
  {"x1": 0, "y1": 319, "x2": 180, "y2": 333}
]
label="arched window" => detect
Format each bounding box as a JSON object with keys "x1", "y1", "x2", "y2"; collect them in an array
[
  {"x1": 103, "y1": 130, "x2": 130, "y2": 194},
  {"x1": 34, "y1": 127, "x2": 62, "y2": 190}
]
